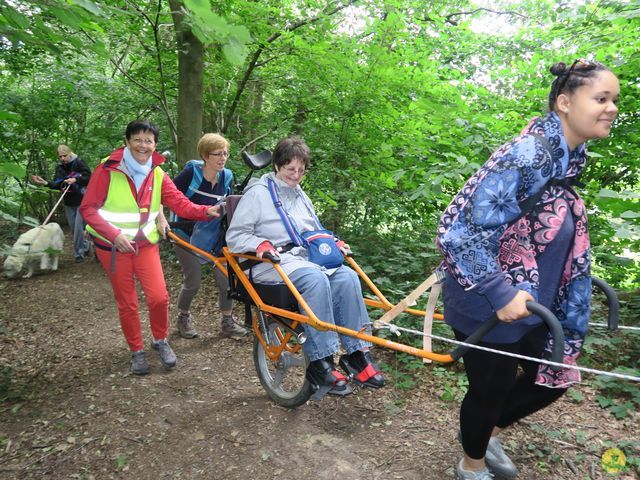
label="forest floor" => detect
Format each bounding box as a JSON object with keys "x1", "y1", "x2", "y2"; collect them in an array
[{"x1": 0, "y1": 228, "x2": 638, "y2": 480}]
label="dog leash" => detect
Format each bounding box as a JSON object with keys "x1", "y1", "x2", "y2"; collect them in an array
[{"x1": 42, "y1": 184, "x2": 71, "y2": 226}]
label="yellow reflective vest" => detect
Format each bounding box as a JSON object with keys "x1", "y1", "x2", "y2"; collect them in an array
[{"x1": 86, "y1": 166, "x2": 164, "y2": 245}]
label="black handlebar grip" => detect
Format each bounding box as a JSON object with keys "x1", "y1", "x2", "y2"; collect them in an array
[
  {"x1": 591, "y1": 276, "x2": 619, "y2": 331},
  {"x1": 450, "y1": 301, "x2": 565, "y2": 371},
  {"x1": 525, "y1": 302, "x2": 565, "y2": 370},
  {"x1": 263, "y1": 251, "x2": 281, "y2": 263}
]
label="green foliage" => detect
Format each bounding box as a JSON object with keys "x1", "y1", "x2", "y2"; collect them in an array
[
  {"x1": 0, "y1": 0, "x2": 107, "y2": 57},
  {"x1": 431, "y1": 366, "x2": 468, "y2": 403},
  {"x1": 1, "y1": 0, "x2": 639, "y2": 411},
  {"x1": 115, "y1": 453, "x2": 128, "y2": 470},
  {"x1": 182, "y1": 0, "x2": 251, "y2": 65},
  {"x1": 381, "y1": 351, "x2": 424, "y2": 391},
  {"x1": 581, "y1": 296, "x2": 640, "y2": 418},
  {"x1": 593, "y1": 368, "x2": 640, "y2": 419}
]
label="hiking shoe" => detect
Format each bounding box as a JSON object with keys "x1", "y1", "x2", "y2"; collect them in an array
[
  {"x1": 151, "y1": 339, "x2": 177, "y2": 369},
  {"x1": 130, "y1": 351, "x2": 150, "y2": 375},
  {"x1": 220, "y1": 315, "x2": 248, "y2": 339},
  {"x1": 457, "y1": 431, "x2": 518, "y2": 479},
  {"x1": 485, "y1": 436, "x2": 518, "y2": 479},
  {"x1": 176, "y1": 312, "x2": 198, "y2": 339},
  {"x1": 456, "y1": 460, "x2": 494, "y2": 480}
]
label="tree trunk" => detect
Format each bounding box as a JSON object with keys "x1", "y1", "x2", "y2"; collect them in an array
[{"x1": 169, "y1": 0, "x2": 204, "y2": 166}]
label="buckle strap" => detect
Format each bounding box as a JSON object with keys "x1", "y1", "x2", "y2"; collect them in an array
[
  {"x1": 355, "y1": 364, "x2": 380, "y2": 383},
  {"x1": 277, "y1": 243, "x2": 296, "y2": 253},
  {"x1": 332, "y1": 369, "x2": 347, "y2": 384}
]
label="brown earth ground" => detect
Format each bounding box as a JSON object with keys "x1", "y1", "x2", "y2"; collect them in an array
[{"x1": 0, "y1": 228, "x2": 638, "y2": 480}]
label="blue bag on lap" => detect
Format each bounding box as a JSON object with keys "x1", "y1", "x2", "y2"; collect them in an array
[{"x1": 301, "y1": 229, "x2": 344, "y2": 269}]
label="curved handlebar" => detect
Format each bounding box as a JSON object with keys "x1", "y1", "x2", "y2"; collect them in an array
[
  {"x1": 450, "y1": 301, "x2": 565, "y2": 371},
  {"x1": 591, "y1": 277, "x2": 619, "y2": 331}
]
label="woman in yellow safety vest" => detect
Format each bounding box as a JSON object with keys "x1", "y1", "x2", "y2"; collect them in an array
[{"x1": 80, "y1": 120, "x2": 220, "y2": 375}]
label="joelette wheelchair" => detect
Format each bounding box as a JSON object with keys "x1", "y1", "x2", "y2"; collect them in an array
[{"x1": 168, "y1": 150, "x2": 621, "y2": 409}]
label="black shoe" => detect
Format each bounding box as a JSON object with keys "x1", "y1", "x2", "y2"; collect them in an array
[
  {"x1": 306, "y1": 357, "x2": 352, "y2": 396},
  {"x1": 339, "y1": 350, "x2": 385, "y2": 388}
]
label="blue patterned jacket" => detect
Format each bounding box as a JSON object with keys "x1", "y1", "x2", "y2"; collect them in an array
[{"x1": 436, "y1": 112, "x2": 591, "y2": 339}]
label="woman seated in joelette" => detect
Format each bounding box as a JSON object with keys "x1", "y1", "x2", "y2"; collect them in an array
[{"x1": 226, "y1": 136, "x2": 384, "y2": 395}]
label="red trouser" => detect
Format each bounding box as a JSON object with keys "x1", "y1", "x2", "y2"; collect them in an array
[{"x1": 96, "y1": 244, "x2": 169, "y2": 351}]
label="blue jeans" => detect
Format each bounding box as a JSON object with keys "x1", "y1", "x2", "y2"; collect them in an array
[
  {"x1": 288, "y1": 266, "x2": 372, "y2": 362},
  {"x1": 64, "y1": 205, "x2": 90, "y2": 259}
]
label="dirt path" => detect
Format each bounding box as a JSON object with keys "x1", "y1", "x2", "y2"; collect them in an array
[{"x1": 0, "y1": 237, "x2": 638, "y2": 479}]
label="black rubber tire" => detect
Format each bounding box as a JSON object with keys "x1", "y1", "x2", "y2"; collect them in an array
[{"x1": 253, "y1": 313, "x2": 313, "y2": 408}]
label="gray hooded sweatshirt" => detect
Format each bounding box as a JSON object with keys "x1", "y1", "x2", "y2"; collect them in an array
[{"x1": 225, "y1": 172, "x2": 328, "y2": 283}]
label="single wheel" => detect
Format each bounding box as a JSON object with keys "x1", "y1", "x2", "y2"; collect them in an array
[{"x1": 253, "y1": 311, "x2": 313, "y2": 408}]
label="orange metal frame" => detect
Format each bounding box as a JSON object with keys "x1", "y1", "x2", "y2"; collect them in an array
[{"x1": 168, "y1": 232, "x2": 453, "y2": 364}]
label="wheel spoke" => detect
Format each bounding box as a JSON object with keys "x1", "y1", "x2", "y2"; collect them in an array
[
  {"x1": 272, "y1": 366, "x2": 285, "y2": 388},
  {"x1": 286, "y1": 354, "x2": 306, "y2": 368}
]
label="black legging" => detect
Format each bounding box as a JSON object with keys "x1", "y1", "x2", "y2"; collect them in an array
[{"x1": 455, "y1": 323, "x2": 567, "y2": 460}]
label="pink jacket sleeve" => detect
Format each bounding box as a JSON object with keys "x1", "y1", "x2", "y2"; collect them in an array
[{"x1": 160, "y1": 173, "x2": 211, "y2": 220}]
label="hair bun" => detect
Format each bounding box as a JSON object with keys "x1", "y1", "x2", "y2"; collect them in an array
[{"x1": 550, "y1": 62, "x2": 568, "y2": 77}]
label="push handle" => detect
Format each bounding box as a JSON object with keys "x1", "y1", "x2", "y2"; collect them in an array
[
  {"x1": 591, "y1": 277, "x2": 619, "y2": 331},
  {"x1": 450, "y1": 301, "x2": 565, "y2": 371},
  {"x1": 263, "y1": 251, "x2": 281, "y2": 263}
]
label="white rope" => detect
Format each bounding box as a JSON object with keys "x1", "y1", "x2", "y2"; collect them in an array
[
  {"x1": 590, "y1": 323, "x2": 640, "y2": 331},
  {"x1": 378, "y1": 322, "x2": 640, "y2": 383}
]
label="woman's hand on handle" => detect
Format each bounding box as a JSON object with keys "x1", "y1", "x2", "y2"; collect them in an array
[
  {"x1": 206, "y1": 205, "x2": 221, "y2": 218},
  {"x1": 336, "y1": 239, "x2": 352, "y2": 256},
  {"x1": 256, "y1": 240, "x2": 280, "y2": 261},
  {"x1": 496, "y1": 290, "x2": 534, "y2": 323}
]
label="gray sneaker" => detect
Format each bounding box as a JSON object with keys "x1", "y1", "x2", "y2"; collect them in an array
[
  {"x1": 176, "y1": 312, "x2": 198, "y2": 339},
  {"x1": 220, "y1": 315, "x2": 248, "y2": 339},
  {"x1": 130, "y1": 351, "x2": 150, "y2": 375},
  {"x1": 456, "y1": 460, "x2": 494, "y2": 480},
  {"x1": 151, "y1": 339, "x2": 177, "y2": 369},
  {"x1": 457, "y1": 431, "x2": 518, "y2": 479},
  {"x1": 485, "y1": 436, "x2": 518, "y2": 479}
]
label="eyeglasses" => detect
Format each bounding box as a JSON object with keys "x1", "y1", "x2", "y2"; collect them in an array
[
  {"x1": 130, "y1": 138, "x2": 155, "y2": 146},
  {"x1": 555, "y1": 59, "x2": 593, "y2": 97},
  {"x1": 58, "y1": 154, "x2": 67, "y2": 158},
  {"x1": 282, "y1": 166, "x2": 306, "y2": 176},
  {"x1": 208, "y1": 151, "x2": 229, "y2": 159}
]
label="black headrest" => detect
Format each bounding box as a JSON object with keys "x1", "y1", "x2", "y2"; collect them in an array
[{"x1": 241, "y1": 150, "x2": 272, "y2": 171}]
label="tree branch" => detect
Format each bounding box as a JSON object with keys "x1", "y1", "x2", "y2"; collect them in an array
[
  {"x1": 222, "y1": 0, "x2": 359, "y2": 132},
  {"x1": 126, "y1": 0, "x2": 178, "y2": 148},
  {"x1": 443, "y1": 8, "x2": 528, "y2": 26},
  {"x1": 239, "y1": 110, "x2": 309, "y2": 152}
]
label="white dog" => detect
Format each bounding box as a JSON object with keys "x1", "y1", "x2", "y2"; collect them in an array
[{"x1": 3, "y1": 223, "x2": 65, "y2": 279}]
